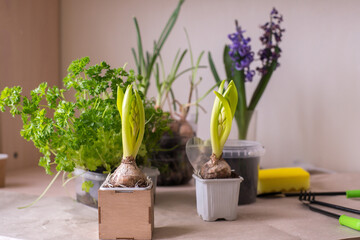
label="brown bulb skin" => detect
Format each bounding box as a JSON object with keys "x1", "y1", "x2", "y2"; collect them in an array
[
  {"x1": 200, "y1": 153, "x2": 231, "y2": 179},
  {"x1": 109, "y1": 156, "x2": 147, "y2": 188}
]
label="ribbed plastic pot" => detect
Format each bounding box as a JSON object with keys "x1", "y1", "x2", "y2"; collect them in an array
[
  {"x1": 193, "y1": 174, "x2": 243, "y2": 221},
  {"x1": 186, "y1": 138, "x2": 265, "y2": 205}
]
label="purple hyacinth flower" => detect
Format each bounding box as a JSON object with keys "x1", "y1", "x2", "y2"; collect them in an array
[
  {"x1": 271, "y1": 8, "x2": 278, "y2": 15},
  {"x1": 257, "y1": 8, "x2": 285, "y2": 75},
  {"x1": 227, "y1": 20, "x2": 255, "y2": 82}
]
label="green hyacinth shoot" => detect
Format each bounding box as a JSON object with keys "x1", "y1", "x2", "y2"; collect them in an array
[
  {"x1": 117, "y1": 85, "x2": 145, "y2": 158},
  {"x1": 210, "y1": 80, "x2": 238, "y2": 159}
]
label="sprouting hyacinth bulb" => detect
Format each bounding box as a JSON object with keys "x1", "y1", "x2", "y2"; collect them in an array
[
  {"x1": 117, "y1": 84, "x2": 145, "y2": 159},
  {"x1": 210, "y1": 80, "x2": 238, "y2": 159}
]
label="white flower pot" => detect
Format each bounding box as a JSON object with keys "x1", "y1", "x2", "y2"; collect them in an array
[{"x1": 193, "y1": 174, "x2": 243, "y2": 221}]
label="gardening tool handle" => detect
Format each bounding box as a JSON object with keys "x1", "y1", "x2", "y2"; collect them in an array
[
  {"x1": 312, "y1": 200, "x2": 360, "y2": 215},
  {"x1": 346, "y1": 190, "x2": 360, "y2": 198},
  {"x1": 339, "y1": 215, "x2": 360, "y2": 231}
]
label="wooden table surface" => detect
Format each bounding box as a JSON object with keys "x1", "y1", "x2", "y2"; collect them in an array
[{"x1": 0, "y1": 167, "x2": 360, "y2": 240}]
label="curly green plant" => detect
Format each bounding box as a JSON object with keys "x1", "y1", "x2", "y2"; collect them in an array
[
  {"x1": 108, "y1": 85, "x2": 147, "y2": 187},
  {"x1": 0, "y1": 57, "x2": 170, "y2": 207},
  {"x1": 0, "y1": 57, "x2": 170, "y2": 175},
  {"x1": 200, "y1": 80, "x2": 238, "y2": 179}
]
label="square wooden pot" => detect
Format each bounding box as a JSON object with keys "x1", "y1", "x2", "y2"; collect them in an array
[
  {"x1": 0, "y1": 154, "x2": 8, "y2": 188},
  {"x1": 98, "y1": 181, "x2": 154, "y2": 240}
]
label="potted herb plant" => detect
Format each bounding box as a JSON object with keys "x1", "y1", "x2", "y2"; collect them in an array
[
  {"x1": 98, "y1": 84, "x2": 153, "y2": 240},
  {"x1": 131, "y1": 0, "x2": 193, "y2": 186},
  {"x1": 189, "y1": 80, "x2": 244, "y2": 221},
  {"x1": 133, "y1": 7, "x2": 214, "y2": 185},
  {"x1": 150, "y1": 32, "x2": 213, "y2": 185},
  {"x1": 0, "y1": 57, "x2": 170, "y2": 208}
]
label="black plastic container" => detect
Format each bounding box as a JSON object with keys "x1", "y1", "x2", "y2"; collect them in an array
[{"x1": 222, "y1": 140, "x2": 265, "y2": 205}]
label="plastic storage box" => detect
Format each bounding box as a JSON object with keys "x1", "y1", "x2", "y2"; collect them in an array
[{"x1": 74, "y1": 168, "x2": 107, "y2": 208}]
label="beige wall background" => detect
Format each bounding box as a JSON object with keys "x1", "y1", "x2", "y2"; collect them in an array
[
  {"x1": 0, "y1": 0, "x2": 60, "y2": 170},
  {"x1": 2, "y1": 0, "x2": 360, "y2": 173},
  {"x1": 61, "y1": 0, "x2": 360, "y2": 172},
  {"x1": 1, "y1": 0, "x2": 356, "y2": 172}
]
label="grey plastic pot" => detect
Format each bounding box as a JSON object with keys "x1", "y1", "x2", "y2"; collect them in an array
[
  {"x1": 186, "y1": 138, "x2": 265, "y2": 205},
  {"x1": 193, "y1": 174, "x2": 243, "y2": 221}
]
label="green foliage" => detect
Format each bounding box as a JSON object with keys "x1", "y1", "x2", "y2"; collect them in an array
[
  {"x1": 82, "y1": 180, "x2": 94, "y2": 193},
  {"x1": 132, "y1": 0, "x2": 184, "y2": 96},
  {"x1": 0, "y1": 57, "x2": 171, "y2": 175},
  {"x1": 210, "y1": 80, "x2": 238, "y2": 158}
]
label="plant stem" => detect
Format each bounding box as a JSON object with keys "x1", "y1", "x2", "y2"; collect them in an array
[
  {"x1": 18, "y1": 171, "x2": 62, "y2": 209},
  {"x1": 232, "y1": 70, "x2": 247, "y2": 139},
  {"x1": 248, "y1": 59, "x2": 278, "y2": 111},
  {"x1": 235, "y1": 110, "x2": 255, "y2": 140}
]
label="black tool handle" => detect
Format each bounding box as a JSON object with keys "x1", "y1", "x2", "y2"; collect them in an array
[
  {"x1": 307, "y1": 204, "x2": 340, "y2": 219},
  {"x1": 258, "y1": 191, "x2": 347, "y2": 197},
  {"x1": 312, "y1": 200, "x2": 360, "y2": 215},
  {"x1": 287, "y1": 191, "x2": 347, "y2": 197},
  {"x1": 312, "y1": 192, "x2": 346, "y2": 196}
]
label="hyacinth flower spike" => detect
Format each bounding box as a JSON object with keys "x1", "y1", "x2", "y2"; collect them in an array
[
  {"x1": 208, "y1": 8, "x2": 285, "y2": 140},
  {"x1": 109, "y1": 85, "x2": 147, "y2": 187},
  {"x1": 200, "y1": 80, "x2": 238, "y2": 179}
]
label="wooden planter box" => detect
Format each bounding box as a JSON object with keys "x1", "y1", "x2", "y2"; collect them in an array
[
  {"x1": 0, "y1": 154, "x2": 7, "y2": 188},
  {"x1": 98, "y1": 181, "x2": 154, "y2": 240}
]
